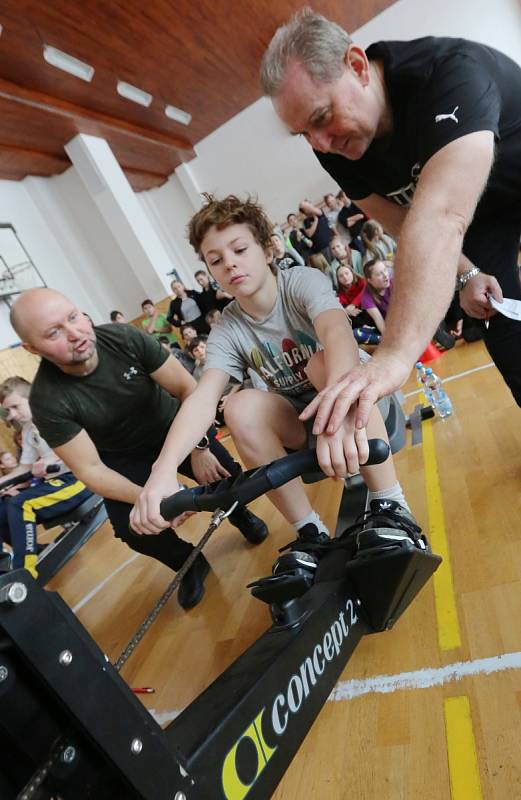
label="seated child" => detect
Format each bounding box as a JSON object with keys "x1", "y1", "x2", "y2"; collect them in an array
[
  {"x1": 360, "y1": 260, "x2": 393, "y2": 335},
  {"x1": 270, "y1": 231, "x2": 300, "y2": 270},
  {"x1": 180, "y1": 323, "x2": 198, "y2": 347},
  {"x1": 188, "y1": 336, "x2": 243, "y2": 426},
  {"x1": 130, "y1": 196, "x2": 420, "y2": 548},
  {"x1": 0, "y1": 377, "x2": 91, "y2": 577},
  {"x1": 361, "y1": 220, "x2": 397, "y2": 264},
  {"x1": 0, "y1": 450, "x2": 18, "y2": 475},
  {"x1": 336, "y1": 266, "x2": 381, "y2": 346},
  {"x1": 141, "y1": 300, "x2": 179, "y2": 347},
  {"x1": 188, "y1": 336, "x2": 209, "y2": 382},
  {"x1": 329, "y1": 236, "x2": 363, "y2": 284}
]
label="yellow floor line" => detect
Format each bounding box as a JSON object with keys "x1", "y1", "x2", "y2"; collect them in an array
[
  {"x1": 422, "y1": 418, "x2": 462, "y2": 651},
  {"x1": 444, "y1": 695, "x2": 483, "y2": 799}
]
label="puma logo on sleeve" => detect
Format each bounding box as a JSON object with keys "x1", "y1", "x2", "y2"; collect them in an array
[{"x1": 435, "y1": 105, "x2": 459, "y2": 124}]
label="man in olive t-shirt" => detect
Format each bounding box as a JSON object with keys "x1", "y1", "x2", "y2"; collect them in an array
[{"x1": 10, "y1": 288, "x2": 267, "y2": 609}]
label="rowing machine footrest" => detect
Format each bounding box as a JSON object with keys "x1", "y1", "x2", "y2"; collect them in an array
[
  {"x1": 345, "y1": 540, "x2": 442, "y2": 632},
  {"x1": 248, "y1": 573, "x2": 312, "y2": 605}
]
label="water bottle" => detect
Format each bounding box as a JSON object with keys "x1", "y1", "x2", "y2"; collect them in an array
[
  {"x1": 416, "y1": 362, "x2": 435, "y2": 408},
  {"x1": 425, "y1": 368, "x2": 453, "y2": 418}
]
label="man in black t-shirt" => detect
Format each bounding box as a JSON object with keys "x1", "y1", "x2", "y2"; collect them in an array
[
  {"x1": 10, "y1": 288, "x2": 267, "y2": 610},
  {"x1": 261, "y1": 9, "x2": 521, "y2": 431}
]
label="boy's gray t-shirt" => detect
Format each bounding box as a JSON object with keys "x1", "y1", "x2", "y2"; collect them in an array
[{"x1": 204, "y1": 267, "x2": 342, "y2": 396}]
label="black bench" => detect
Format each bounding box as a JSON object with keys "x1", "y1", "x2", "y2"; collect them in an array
[{"x1": 36, "y1": 493, "x2": 107, "y2": 585}]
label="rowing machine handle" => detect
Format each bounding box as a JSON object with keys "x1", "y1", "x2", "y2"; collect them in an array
[
  {"x1": 0, "y1": 462, "x2": 62, "y2": 493},
  {"x1": 159, "y1": 438, "x2": 390, "y2": 521}
]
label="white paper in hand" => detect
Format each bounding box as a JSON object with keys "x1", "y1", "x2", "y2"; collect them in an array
[{"x1": 489, "y1": 295, "x2": 521, "y2": 321}]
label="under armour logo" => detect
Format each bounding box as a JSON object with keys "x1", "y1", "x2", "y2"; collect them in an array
[
  {"x1": 378, "y1": 501, "x2": 392, "y2": 510},
  {"x1": 435, "y1": 106, "x2": 459, "y2": 124},
  {"x1": 123, "y1": 366, "x2": 138, "y2": 380}
]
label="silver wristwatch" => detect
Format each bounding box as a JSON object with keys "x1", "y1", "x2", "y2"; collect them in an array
[{"x1": 456, "y1": 266, "x2": 480, "y2": 291}]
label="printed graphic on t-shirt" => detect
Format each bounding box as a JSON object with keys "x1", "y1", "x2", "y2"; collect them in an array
[
  {"x1": 249, "y1": 330, "x2": 318, "y2": 392},
  {"x1": 386, "y1": 162, "x2": 421, "y2": 207}
]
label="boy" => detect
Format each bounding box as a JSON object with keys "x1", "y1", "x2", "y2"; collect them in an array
[
  {"x1": 141, "y1": 299, "x2": 178, "y2": 347},
  {"x1": 0, "y1": 377, "x2": 91, "y2": 577},
  {"x1": 130, "y1": 196, "x2": 419, "y2": 545}
]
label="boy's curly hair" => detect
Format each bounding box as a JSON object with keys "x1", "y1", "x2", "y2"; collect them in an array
[{"x1": 188, "y1": 194, "x2": 273, "y2": 257}]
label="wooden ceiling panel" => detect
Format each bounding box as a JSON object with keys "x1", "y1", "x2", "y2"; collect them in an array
[{"x1": 0, "y1": 0, "x2": 399, "y2": 189}]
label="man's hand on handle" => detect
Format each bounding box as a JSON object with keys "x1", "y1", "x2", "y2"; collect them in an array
[
  {"x1": 130, "y1": 470, "x2": 182, "y2": 535},
  {"x1": 300, "y1": 351, "x2": 411, "y2": 435}
]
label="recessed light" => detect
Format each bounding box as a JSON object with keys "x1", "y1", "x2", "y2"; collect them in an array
[
  {"x1": 117, "y1": 81, "x2": 153, "y2": 107},
  {"x1": 165, "y1": 105, "x2": 192, "y2": 126},
  {"x1": 43, "y1": 45, "x2": 94, "y2": 82}
]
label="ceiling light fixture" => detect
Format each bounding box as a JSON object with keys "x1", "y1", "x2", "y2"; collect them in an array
[
  {"x1": 43, "y1": 45, "x2": 94, "y2": 82},
  {"x1": 117, "y1": 81, "x2": 153, "y2": 107},
  {"x1": 165, "y1": 104, "x2": 192, "y2": 126}
]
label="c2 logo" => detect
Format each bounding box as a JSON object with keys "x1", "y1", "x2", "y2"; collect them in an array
[{"x1": 222, "y1": 708, "x2": 277, "y2": 800}]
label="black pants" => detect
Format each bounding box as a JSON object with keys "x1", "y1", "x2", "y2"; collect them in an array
[
  {"x1": 463, "y1": 212, "x2": 521, "y2": 405},
  {"x1": 102, "y1": 431, "x2": 240, "y2": 571}
]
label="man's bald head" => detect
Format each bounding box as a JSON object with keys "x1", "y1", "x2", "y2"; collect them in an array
[
  {"x1": 10, "y1": 288, "x2": 97, "y2": 373},
  {"x1": 10, "y1": 288, "x2": 70, "y2": 343}
]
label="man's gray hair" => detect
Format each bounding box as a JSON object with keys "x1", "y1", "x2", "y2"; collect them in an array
[{"x1": 260, "y1": 7, "x2": 352, "y2": 96}]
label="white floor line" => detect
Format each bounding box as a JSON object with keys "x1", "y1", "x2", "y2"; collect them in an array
[
  {"x1": 72, "y1": 553, "x2": 140, "y2": 613},
  {"x1": 404, "y1": 361, "x2": 494, "y2": 398},
  {"x1": 147, "y1": 650, "x2": 521, "y2": 726},
  {"x1": 330, "y1": 650, "x2": 521, "y2": 701}
]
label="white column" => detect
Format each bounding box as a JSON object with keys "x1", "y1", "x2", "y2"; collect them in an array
[
  {"x1": 176, "y1": 161, "x2": 204, "y2": 210},
  {"x1": 65, "y1": 133, "x2": 174, "y2": 299}
]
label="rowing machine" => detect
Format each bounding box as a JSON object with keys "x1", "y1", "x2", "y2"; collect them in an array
[{"x1": 0, "y1": 441, "x2": 441, "y2": 799}]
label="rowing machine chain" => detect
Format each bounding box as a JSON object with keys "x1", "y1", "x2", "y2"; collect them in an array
[
  {"x1": 113, "y1": 502, "x2": 237, "y2": 672},
  {"x1": 16, "y1": 503, "x2": 237, "y2": 800},
  {"x1": 16, "y1": 738, "x2": 67, "y2": 800}
]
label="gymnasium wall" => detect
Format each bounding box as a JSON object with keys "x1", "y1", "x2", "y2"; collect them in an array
[{"x1": 0, "y1": 0, "x2": 518, "y2": 349}]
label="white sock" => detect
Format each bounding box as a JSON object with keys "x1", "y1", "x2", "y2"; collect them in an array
[
  {"x1": 294, "y1": 510, "x2": 330, "y2": 537},
  {"x1": 367, "y1": 482, "x2": 410, "y2": 512}
]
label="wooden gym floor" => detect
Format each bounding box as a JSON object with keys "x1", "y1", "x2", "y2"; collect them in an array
[{"x1": 46, "y1": 339, "x2": 521, "y2": 799}]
